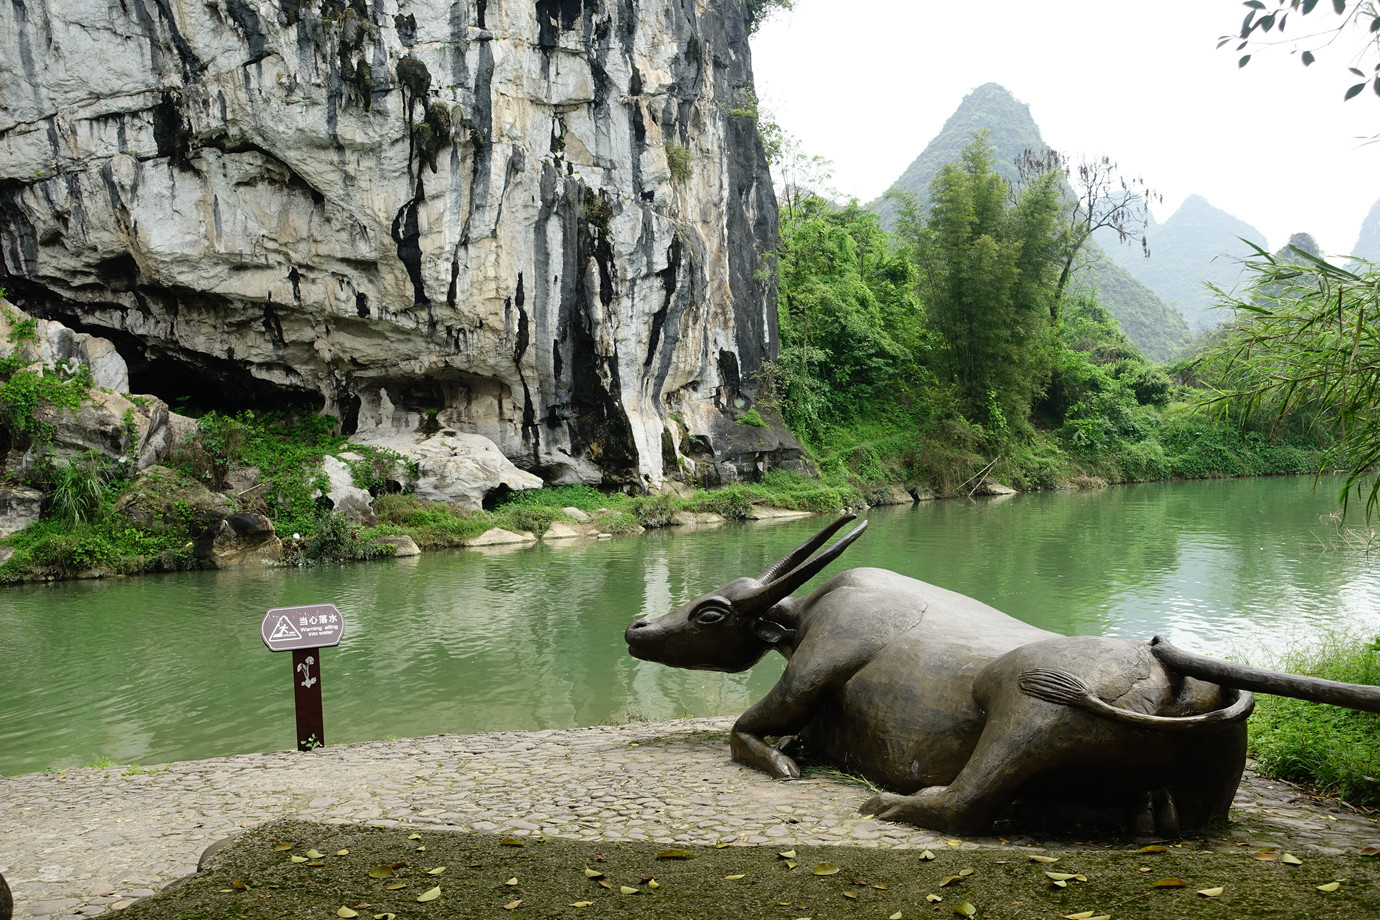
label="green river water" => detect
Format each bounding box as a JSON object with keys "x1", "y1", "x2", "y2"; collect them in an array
[{"x1": 1, "y1": 477, "x2": 1377, "y2": 776}]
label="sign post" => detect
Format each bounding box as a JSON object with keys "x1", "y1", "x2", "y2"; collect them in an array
[{"x1": 261, "y1": 604, "x2": 346, "y2": 751}]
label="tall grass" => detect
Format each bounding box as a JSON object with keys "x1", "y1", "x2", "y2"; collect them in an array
[{"x1": 1246, "y1": 634, "x2": 1380, "y2": 806}]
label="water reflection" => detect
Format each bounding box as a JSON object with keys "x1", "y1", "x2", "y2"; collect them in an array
[{"x1": 0, "y1": 477, "x2": 1376, "y2": 776}]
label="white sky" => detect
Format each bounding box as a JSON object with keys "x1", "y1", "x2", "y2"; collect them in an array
[{"x1": 749, "y1": 0, "x2": 1379, "y2": 257}]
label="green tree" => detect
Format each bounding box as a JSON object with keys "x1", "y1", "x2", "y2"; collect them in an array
[
  {"x1": 1195, "y1": 243, "x2": 1380, "y2": 515},
  {"x1": 771, "y1": 196, "x2": 922, "y2": 443},
  {"x1": 894, "y1": 134, "x2": 1063, "y2": 430},
  {"x1": 1014, "y1": 149, "x2": 1159, "y2": 319}
]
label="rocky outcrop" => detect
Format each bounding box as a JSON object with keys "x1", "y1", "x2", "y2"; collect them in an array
[
  {"x1": 0, "y1": 486, "x2": 42, "y2": 537},
  {"x1": 195, "y1": 511, "x2": 283, "y2": 567},
  {"x1": 0, "y1": 0, "x2": 800, "y2": 490},
  {"x1": 317, "y1": 455, "x2": 378, "y2": 526},
  {"x1": 350, "y1": 427, "x2": 543, "y2": 511}
]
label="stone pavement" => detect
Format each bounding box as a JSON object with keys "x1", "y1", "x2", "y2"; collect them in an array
[{"x1": 2, "y1": 718, "x2": 1378, "y2": 919}]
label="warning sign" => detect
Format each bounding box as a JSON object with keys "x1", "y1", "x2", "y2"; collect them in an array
[{"x1": 261, "y1": 604, "x2": 346, "y2": 652}]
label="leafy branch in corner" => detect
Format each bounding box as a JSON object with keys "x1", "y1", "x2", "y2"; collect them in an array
[{"x1": 1223, "y1": 0, "x2": 1380, "y2": 102}]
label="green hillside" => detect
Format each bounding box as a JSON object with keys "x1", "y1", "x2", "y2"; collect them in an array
[
  {"x1": 1099, "y1": 194, "x2": 1266, "y2": 333},
  {"x1": 871, "y1": 83, "x2": 1191, "y2": 362}
]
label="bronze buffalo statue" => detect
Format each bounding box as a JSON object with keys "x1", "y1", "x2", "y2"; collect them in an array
[{"x1": 625, "y1": 515, "x2": 1380, "y2": 835}]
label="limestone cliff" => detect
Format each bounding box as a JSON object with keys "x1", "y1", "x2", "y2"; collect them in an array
[{"x1": 0, "y1": 0, "x2": 804, "y2": 488}]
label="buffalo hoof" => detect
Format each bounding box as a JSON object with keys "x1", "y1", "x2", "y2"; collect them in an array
[{"x1": 861, "y1": 787, "x2": 988, "y2": 834}]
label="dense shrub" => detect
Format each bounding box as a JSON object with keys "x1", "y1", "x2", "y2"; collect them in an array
[{"x1": 1248, "y1": 635, "x2": 1380, "y2": 805}]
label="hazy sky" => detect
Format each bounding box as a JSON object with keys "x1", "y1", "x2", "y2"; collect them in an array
[{"x1": 750, "y1": 0, "x2": 1379, "y2": 256}]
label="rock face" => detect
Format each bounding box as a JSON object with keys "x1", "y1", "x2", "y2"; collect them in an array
[
  {"x1": 350, "y1": 428, "x2": 544, "y2": 511},
  {"x1": 0, "y1": 0, "x2": 800, "y2": 489}
]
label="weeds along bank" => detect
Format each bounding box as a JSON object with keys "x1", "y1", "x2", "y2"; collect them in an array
[{"x1": 0, "y1": 401, "x2": 1324, "y2": 586}]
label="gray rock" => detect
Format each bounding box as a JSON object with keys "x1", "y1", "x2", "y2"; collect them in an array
[
  {"x1": 32, "y1": 390, "x2": 174, "y2": 473},
  {"x1": 194, "y1": 513, "x2": 282, "y2": 568},
  {"x1": 316, "y1": 456, "x2": 377, "y2": 527},
  {"x1": 0, "y1": 1, "x2": 797, "y2": 489},
  {"x1": 0, "y1": 486, "x2": 42, "y2": 537},
  {"x1": 375, "y1": 534, "x2": 421, "y2": 557},
  {"x1": 350, "y1": 430, "x2": 541, "y2": 511}
]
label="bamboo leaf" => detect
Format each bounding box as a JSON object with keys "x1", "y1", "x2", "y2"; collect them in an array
[{"x1": 416, "y1": 886, "x2": 441, "y2": 902}]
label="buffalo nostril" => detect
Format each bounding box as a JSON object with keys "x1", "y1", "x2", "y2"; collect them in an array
[{"x1": 629, "y1": 620, "x2": 649, "y2": 630}]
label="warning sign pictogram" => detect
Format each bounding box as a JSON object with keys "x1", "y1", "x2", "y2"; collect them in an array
[{"x1": 268, "y1": 616, "x2": 303, "y2": 643}]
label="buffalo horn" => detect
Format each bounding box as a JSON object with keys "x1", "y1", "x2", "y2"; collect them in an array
[
  {"x1": 740, "y1": 519, "x2": 868, "y2": 614},
  {"x1": 755, "y1": 514, "x2": 858, "y2": 584}
]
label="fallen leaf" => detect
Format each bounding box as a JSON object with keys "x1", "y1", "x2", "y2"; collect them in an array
[
  {"x1": 1029, "y1": 854, "x2": 1059, "y2": 863},
  {"x1": 725, "y1": 874, "x2": 746, "y2": 880},
  {"x1": 872, "y1": 883, "x2": 891, "y2": 890},
  {"x1": 619, "y1": 885, "x2": 639, "y2": 894},
  {"x1": 1360, "y1": 845, "x2": 1380, "y2": 857},
  {"x1": 230, "y1": 880, "x2": 249, "y2": 891},
  {"x1": 416, "y1": 886, "x2": 441, "y2": 902},
  {"x1": 947, "y1": 840, "x2": 963, "y2": 848},
  {"x1": 306, "y1": 860, "x2": 326, "y2": 867},
  {"x1": 504, "y1": 899, "x2": 523, "y2": 910},
  {"x1": 1154, "y1": 878, "x2": 1188, "y2": 888},
  {"x1": 384, "y1": 883, "x2": 406, "y2": 891},
  {"x1": 658, "y1": 849, "x2": 693, "y2": 860},
  {"x1": 598, "y1": 880, "x2": 614, "y2": 889},
  {"x1": 408, "y1": 834, "x2": 422, "y2": 840},
  {"x1": 779, "y1": 849, "x2": 797, "y2": 859},
  {"x1": 1317, "y1": 881, "x2": 1341, "y2": 892},
  {"x1": 1045, "y1": 872, "x2": 1077, "y2": 881},
  {"x1": 1254, "y1": 853, "x2": 1278, "y2": 861},
  {"x1": 926, "y1": 894, "x2": 943, "y2": 903},
  {"x1": 584, "y1": 868, "x2": 605, "y2": 879},
  {"x1": 648, "y1": 879, "x2": 661, "y2": 890},
  {"x1": 1197, "y1": 886, "x2": 1224, "y2": 897},
  {"x1": 499, "y1": 838, "x2": 524, "y2": 847},
  {"x1": 373, "y1": 914, "x2": 396, "y2": 920},
  {"x1": 414, "y1": 846, "x2": 426, "y2": 852},
  {"x1": 336, "y1": 849, "x2": 349, "y2": 856},
  {"x1": 1050, "y1": 880, "x2": 1068, "y2": 888},
  {"x1": 274, "y1": 843, "x2": 294, "y2": 852},
  {"x1": 289, "y1": 855, "x2": 308, "y2": 864},
  {"x1": 890, "y1": 913, "x2": 902, "y2": 919},
  {"x1": 954, "y1": 900, "x2": 976, "y2": 917},
  {"x1": 505, "y1": 877, "x2": 518, "y2": 886},
  {"x1": 569, "y1": 901, "x2": 593, "y2": 907},
  {"x1": 368, "y1": 866, "x2": 396, "y2": 880},
  {"x1": 715, "y1": 840, "x2": 732, "y2": 848},
  {"x1": 337, "y1": 908, "x2": 359, "y2": 918},
  {"x1": 306, "y1": 850, "x2": 324, "y2": 859},
  {"x1": 813, "y1": 863, "x2": 841, "y2": 876},
  {"x1": 786, "y1": 860, "x2": 799, "y2": 869},
  {"x1": 1138, "y1": 866, "x2": 1152, "y2": 872},
  {"x1": 843, "y1": 891, "x2": 858, "y2": 900},
  {"x1": 1138, "y1": 845, "x2": 1168, "y2": 853},
  {"x1": 958, "y1": 868, "x2": 974, "y2": 877},
  {"x1": 938, "y1": 876, "x2": 965, "y2": 888},
  {"x1": 1281, "y1": 853, "x2": 1303, "y2": 865},
  {"x1": 1062, "y1": 913, "x2": 1095, "y2": 919},
  {"x1": 919, "y1": 850, "x2": 936, "y2": 860},
  {"x1": 428, "y1": 867, "x2": 446, "y2": 876}
]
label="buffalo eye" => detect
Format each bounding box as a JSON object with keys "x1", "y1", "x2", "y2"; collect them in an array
[{"x1": 693, "y1": 598, "x2": 733, "y2": 626}]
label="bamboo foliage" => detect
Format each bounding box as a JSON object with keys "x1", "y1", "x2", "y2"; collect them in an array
[{"x1": 1197, "y1": 242, "x2": 1380, "y2": 516}]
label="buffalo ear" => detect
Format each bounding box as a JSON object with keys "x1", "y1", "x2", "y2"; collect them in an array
[{"x1": 752, "y1": 619, "x2": 795, "y2": 647}]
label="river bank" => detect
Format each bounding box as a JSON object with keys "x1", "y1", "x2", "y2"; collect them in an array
[{"x1": 2, "y1": 718, "x2": 1379, "y2": 920}]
